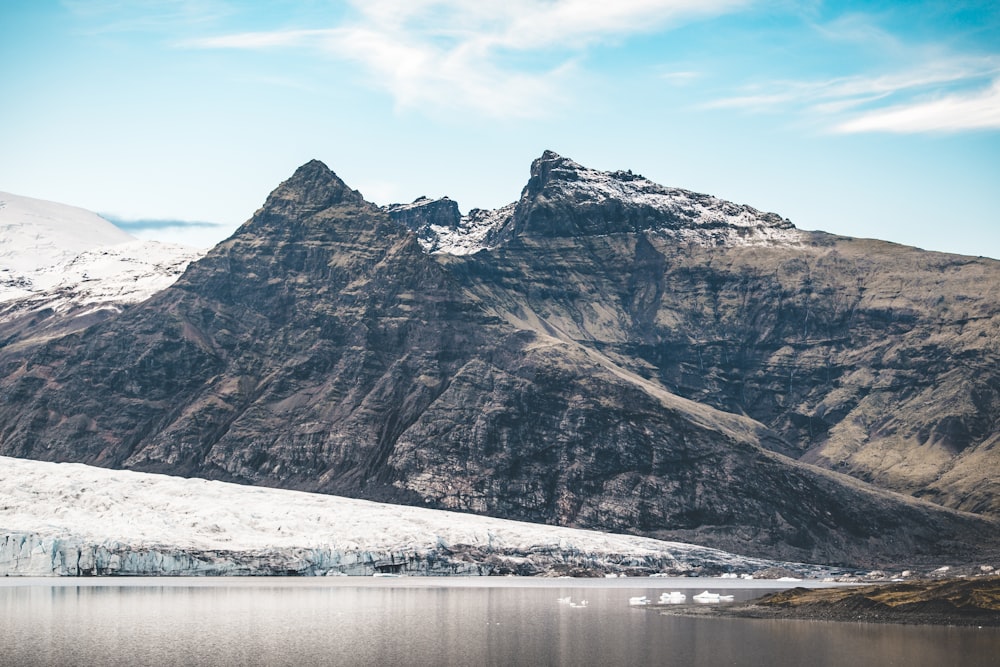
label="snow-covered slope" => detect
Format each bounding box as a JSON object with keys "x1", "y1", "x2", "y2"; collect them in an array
[
  {"x1": 0, "y1": 191, "x2": 204, "y2": 325},
  {"x1": 428, "y1": 203, "x2": 517, "y2": 255},
  {"x1": 2, "y1": 239, "x2": 200, "y2": 309},
  {"x1": 387, "y1": 198, "x2": 517, "y2": 256},
  {"x1": 0, "y1": 191, "x2": 132, "y2": 273},
  {"x1": 0, "y1": 456, "x2": 827, "y2": 577}
]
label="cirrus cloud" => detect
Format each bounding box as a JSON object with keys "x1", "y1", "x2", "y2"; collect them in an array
[
  {"x1": 182, "y1": 0, "x2": 750, "y2": 117},
  {"x1": 705, "y1": 55, "x2": 1000, "y2": 134},
  {"x1": 834, "y1": 78, "x2": 1000, "y2": 133}
]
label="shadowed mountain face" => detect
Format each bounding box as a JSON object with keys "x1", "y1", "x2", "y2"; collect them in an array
[
  {"x1": 1, "y1": 153, "x2": 998, "y2": 567},
  {"x1": 461, "y1": 155, "x2": 1000, "y2": 516}
]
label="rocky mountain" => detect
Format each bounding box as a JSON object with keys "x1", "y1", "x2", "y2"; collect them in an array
[
  {"x1": 390, "y1": 153, "x2": 1000, "y2": 518},
  {"x1": 0, "y1": 191, "x2": 204, "y2": 352},
  {"x1": 1, "y1": 153, "x2": 997, "y2": 568}
]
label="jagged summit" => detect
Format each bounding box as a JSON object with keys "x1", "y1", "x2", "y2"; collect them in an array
[
  {"x1": 240, "y1": 159, "x2": 369, "y2": 235},
  {"x1": 274, "y1": 159, "x2": 364, "y2": 207},
  {"x1": 387, "y1": 196, "x2": 461, "y2": 232},
  {"x1": 386, "y1": 151, "x2": 801, "y2": 255},
  {"x1": 507, "y1": 150, "x2": 799, "y2": 244},
  {"x1": 272, "y1": 159, "x2": 366, "y2": 209},
  {"x1": 522, "y1": 150, "x2": 588, "y2": 194},
  {"x1": 173, "y1": 158, "x2": 427, "y2": 315},
  {"x1": 384, "y1": 196, "x2": 511, "y2": 256}
]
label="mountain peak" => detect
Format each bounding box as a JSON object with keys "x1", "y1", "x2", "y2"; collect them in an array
[
  {"x1": 229, "y1": 159, "x2": 378, "y2": 243},
  {"x1": 534, "y1": 149, "x2": 575, "y2": 167},
  {"x1": 383, "y1": 152, "x2": 800, "y2": 255},
  {"x1": 264, "y1": 159, "x2": 366, "y2": 214},
  {"x1": 525, "y1": 150, "x2": 585, "y2": 192},
  {"x1": 503, "y1": 152, "x2": 798, "y2": 245}
]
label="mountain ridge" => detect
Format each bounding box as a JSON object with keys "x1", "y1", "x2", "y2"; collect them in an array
[
  {"x1": 385, "y1": 151, "x2": 800, "y2": 256},
  {"x1": 1, "y1": 153, "x2": 997, "y2": 568}
]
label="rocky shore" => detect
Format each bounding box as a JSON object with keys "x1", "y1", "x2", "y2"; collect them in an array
[{"x1": 654, "y1": 576, "x2": 1000, "y2": 627}]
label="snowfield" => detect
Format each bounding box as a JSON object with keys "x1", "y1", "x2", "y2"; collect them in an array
[
  {"x1": 0, "y1": 191, "x2": 204, "y2": 308},
  {"x1": 0, "y1": 456, "x2": 827, "y2": 577},
  {"x1": 0, "y1": 191, "x2": 132, "y2": 272}
]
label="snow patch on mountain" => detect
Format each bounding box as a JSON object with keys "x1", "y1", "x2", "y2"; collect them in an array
[
  {"x1": 428, "y1": 203, "x2": 517, "y2": 255},
  {"x1": 384, "y1": 197, "x2": 515, "y2": 256},
  {"x1": 2, "y1": 240, "x2": 202, "y2": 311},
  {"x1": 388, "y1": 153, "x2": 803, "y2": 256},
  {"x1": 0, "y1": 456, "x2": 828, "y2": 577}
]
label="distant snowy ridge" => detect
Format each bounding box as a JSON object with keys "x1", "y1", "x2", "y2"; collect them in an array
[
  {"x1": 0, "y1": 457, "x2": 827, "y2": 577},
  {"x1": 1, "y1": 239, "x2": 201, "y2": 312},
  {"x1": 0, "y1": 191, "x2": 204, "y2": 313},
  {"x1": 386, "y1": 153, "x2": 802, "y2": 256},
  {"x1": 0, "y1": 190, "x2": 132, "y2": 273}
]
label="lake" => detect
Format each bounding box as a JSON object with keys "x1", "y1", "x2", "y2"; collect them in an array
[{"x1": 2, "y1": 577, "x2": 998, "y2": 666}]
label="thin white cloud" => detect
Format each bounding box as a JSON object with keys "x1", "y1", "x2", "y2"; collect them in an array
[
  {"x1": 659, "y1": 70, "x2": 702, "y2": 85},
  {"x1": 698, "y1": 5, "x2": 1000, "y2": 135},
  {"x1": 484, "y1": 0, "x2": 747, "y2": 50},
  {"x1": 705, "y1": 56, "x2": 1000, "y2": 133},
  {"x1": 182, "y1": 0, "x2": 750, "y2": 117},
  {"x1": 191, "y1": 29, "x2": 330, "y2": 49},
  {"x1": 708, "y1": 58, "x2": 1000, "y2": 111},
  {"x1": 62, "y1": 0, "x2": 234, "y2": 33},
  {"x1": 835, "y1": 78, "x2": 1000, "y2": 133}
]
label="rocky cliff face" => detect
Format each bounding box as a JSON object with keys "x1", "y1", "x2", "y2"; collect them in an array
[
  {"x1": 471, "y1": 154, "x2": 1000, "y2": 517},
  {"x1": 390, "y1": 153, "x2": 1000, "y2": 520},
  {"x1": 1, "y1": 153, "x2": 997, "y2": 567}
]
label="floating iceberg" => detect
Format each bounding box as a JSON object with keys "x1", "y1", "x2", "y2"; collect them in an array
[{"x1": 692, "y1": 590, "x2": 735, "y2": 603}]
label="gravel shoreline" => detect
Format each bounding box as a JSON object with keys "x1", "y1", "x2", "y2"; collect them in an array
[{"x1": 651, "y1": 577, "x2": 1000, "y2": 627}]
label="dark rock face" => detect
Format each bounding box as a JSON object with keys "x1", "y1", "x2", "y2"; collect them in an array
[
  {"x1": 386, "y1": 196, "x2": 462, "y2": 233},
  {"x1": 498, "y1": 151, "x2": 795, "y2": 243},
  {"x1": 446, "y1": 152, "x2": 1000, "y2": 520},
  {"x1": 1, "y1": 155, "x2": 998, "y2": 567}
]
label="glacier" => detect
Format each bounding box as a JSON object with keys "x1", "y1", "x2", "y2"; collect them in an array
[{"x1": 0, "y1": 456, "x2": 836, "y2": 577}]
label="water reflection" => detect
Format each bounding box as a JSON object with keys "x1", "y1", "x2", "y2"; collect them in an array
[{"x1": 1, "y1": 579, "x2": 997, "y2": 667}]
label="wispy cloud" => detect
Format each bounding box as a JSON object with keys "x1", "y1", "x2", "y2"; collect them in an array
[
  {"x1": 182, "y1": 0, "x2": 750, "y2": 117},
  {"x1": 708, "y1": 57, "x2": 999, "y2": 110},
  {"x1": 103, "y1": 215, "x2": 231, "y2": 248},
  {"x1": 62, "y1": 0, "x2": 234, "y2": 34},
  {"x1": 706, "y1": 55, "x2": 1000, "y2": 134},
  {"x1": 191, "y1": 28, "x2": 329, "y2": 50},
  {"x1": 104, "y1": 215, "x2": 225, "y2": 232},
  {"x1": 696, "y1": 4, "x2": 1000, "y2": 135},
  {"x1": 659, "y1": 70, "x2": 702, "y2": 85},
  {"x1": 834, "y1": 78, "x2": 1000, "y2": 133}
]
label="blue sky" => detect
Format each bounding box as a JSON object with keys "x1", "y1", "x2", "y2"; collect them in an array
[{"x1": 2, "y1": 1, "x2": 998, "y2": 257}]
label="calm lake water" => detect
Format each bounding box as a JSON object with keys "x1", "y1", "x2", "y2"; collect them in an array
[{"x1": 2, "y1": 577, "x2": 998, "y2": 666}]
